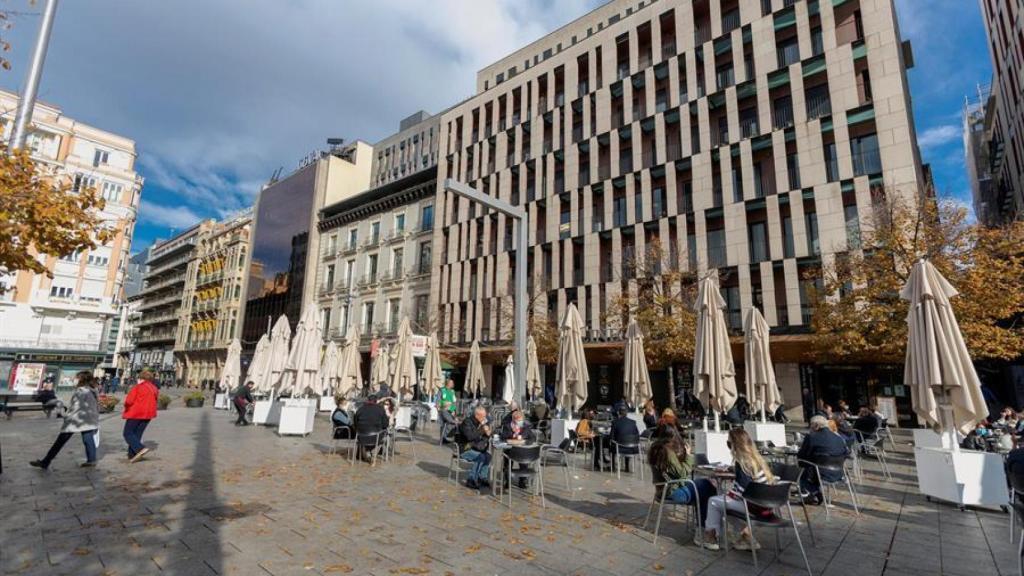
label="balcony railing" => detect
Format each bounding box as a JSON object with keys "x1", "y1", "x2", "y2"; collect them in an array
[{"x1": 0, "y1": 336, "x2": 104, "y2": 352}]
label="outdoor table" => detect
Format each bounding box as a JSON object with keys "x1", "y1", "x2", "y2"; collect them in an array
[
  {"x1": 490, "y1": 440, "x2": 540, "y2": 499},
  {"x1": 694, "y1": 464, "x2": 735, "y2": 494},
  {"x1": 592, "y1": 425, "x2": 612, "y2": 472},
  {"x1": 766, "y1": 445, "x2": 799, "y2": 464}
]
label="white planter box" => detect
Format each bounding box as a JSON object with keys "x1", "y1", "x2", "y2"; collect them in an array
[
  {"x1": 914, "y1": 446, "x2": 1009, "y2": 510},
  {"x1": 551, "y1": 418, "x2": 579, "y2": 447},
  {"x1": 214, "y1": 393, "x2": 230, "y2": 410},
  {"x1": 743, "y1": 421, "x2": 787, "y2": 446},
  {"x1": 319, "y1": 395, "x2": 335, "y2": 412},
  {"x1": 429, "y1": 403, "x2": 438, "y2": 422},
  {"x1": 913, "y1": 427, "x2": 957, "y2": 449},
  {"x1": 278, "y1": 399, "x2": 317, "y2": 436},
  {"x1": 253, "y1": 400, "x2": 283, "y2": 426},
  {"x1": 694, "y1": 430, "x2": 733, "y2": 465}
]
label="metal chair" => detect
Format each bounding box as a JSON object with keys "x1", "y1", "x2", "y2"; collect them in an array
[
  {"x1": 535, "y1": 419, "x2": 551, "y2": 444},
  {"x1": 355, "y1": 430, "x2": 387, "y2": 467},
  {"x1": 611, "y1": 436, "x2": 644, "y2": 481},
  {"x1": 504, "y1": 445, "x2": 545, "y2": 509},
  {"x1": 727, "y1": 481, "x2": 813, "y2": 575},
  {"x1": 438, "y1": 413, "x2": 458, "y2": 446},
  {"x1": 329, "y1": 424, "x2": 356, "y2": 463},
  {"x1": 770, "y1": 462, "x2": 816, "y2": 546},
  {"x1": 540, "y1": 443, "x2": 574, "y2": 496},
  {"x1": 798, "y1": 455, "x2": 859, "y2": 518},
  {"x1": 854, "y1": 430, "x2": 892, "y2": 480},
  {"x1": 391, "y1": 407, "x2": 417, "y2": 461},
  {"x1": 447, "y1": 442, "x2": 476, "y2": 484},
  {"x1": 643, "y1": 464, "x2": 702, "y2": 546},
  {"x1": 1008, "y1": 469, "x2": 1024, "y2": 574}
]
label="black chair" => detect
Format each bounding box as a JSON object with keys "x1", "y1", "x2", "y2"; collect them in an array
[
  {"x1": 505, "y1": 445, "x2": 545, "y2": 509},
  {"x1": 355, "y1": 430, "x2": 387, "y2": 467},
  {"x1": 694, "y1": 453, "x2": 711, "y2": 466},
  {"x1": 770, "y1": 462, "x2": 816, "y2": 546},
  {"x1": 799, "y1": 454, "x2": 859, "y2": 518},
  {"x1": 611, "y1": 433, "x2": 644, "y2": 481},
  {"x1": 1007, "y1": 469, "x2": 1024, "y2": 576},
  {"x1": 725, "y1": 481, "x2": 813, "y2": 575},
  {"x1": 643, "y1": 464, "x2": 703, "y2": 545}
]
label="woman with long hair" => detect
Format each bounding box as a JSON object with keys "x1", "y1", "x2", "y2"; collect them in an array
[
  {"x1": 30, "y1": 372, "x2": 100, "y2": 469},
  {"x1": 703, "y1": 428, "x2": 775, "y2": 551},
  {"x1": 647, "y1": 424, "x2": 717, "y2": 547}
]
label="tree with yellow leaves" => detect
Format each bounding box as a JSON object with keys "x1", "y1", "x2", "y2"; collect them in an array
[
  {"x1": 0, "y1": 146, "x2": 114, "y2": 280},
  {"x1": 809, "y1": 190, "x2": 1024, "y2": 363},
  {"x1": 605, "y1": 240, "x2": 699, "y2": 403}
]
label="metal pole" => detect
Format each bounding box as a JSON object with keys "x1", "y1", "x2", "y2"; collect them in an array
[
  {"x1": 515, "y1": 213, "x2": 528, "y2": 404},
  {"x1": 9, "y1": 0, "x2": 59, "y2": 151}
]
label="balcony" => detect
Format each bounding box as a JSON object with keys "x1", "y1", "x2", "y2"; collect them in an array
[
  {"x1": 385, "y1": 229, "x2": 406, "y2": 244},
  {"x1": 341, "y1": 242, "x2": 358, "y2": 255},
  {"x1": 138, "y1": 311, "x2": 178, "y2": 326},
  {"x1": 0, "y1": 335, "x2": 104, "y2": 352},
  {"x1": 359, "y1": 273, "x2": 378, "y2": 287},
  {"x1": 194, "y1": 271, "x2": 223, "y2": 288},
  {"x1": 140, "y1": 273, "x2": 186, "y2": 295}
]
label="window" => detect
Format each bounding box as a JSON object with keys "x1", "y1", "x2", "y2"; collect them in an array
[
  {"x1": 325, "y1": 264, "x2": 335, "y2": 288},
  {"x1": 844, "y1": 204, "x2": 861, "y2": 248},
  {"x1": 345, "y1": 260, "x2": 355, "y2": 286},
  {"x1": 824, "y1": 142, "x2": 839, "y2": 182},
  {"x1": 370, "y1": 221, "x2": 380, "y2": 244},
  {"x1": 86, "y1": 254, "x2": 109, "y2": 267},
  {"x1": 748, "y1": 221, "x2": 769, "y2": 263},
  {"x1": 388, "y1": 299, "x2": 401, "y2": 333},
  {"x1": 851, "y1": 133, "x2": 882, "y2": 176},
  {"x1": 321, "y1": 308, "x2": 331, "y2": 333},
  {"x1": 367, "y1": 254, "x2": 378, "y2": 282},
  {"x1": 810, "y1": 27, "x2": 824, "y2": 56},
  {"x1": 777, "y1": 36, "x2": 800, "y2": 68},
  {"x1": 328, "y1": 234, "x2": 338, "y2": 254},
  {"x1": 348, "y1": 229, "x2": 358, "y2": 249},
  {"x1": 73, "y1": 174, "x2": 98, "y2": 193},
  {"x1": 49, "y1": 285, "x2": 73, "y2": 298},
  {"x1": 363, "y1": 302, "x2": 375, "y2": 334},
  {"x1": 786, "y1": 153, "x2": 801, "y2": 190},
  {"x1": 805, "y1": 211, "x2": 820, "y2": 255},
  {"x1": 805, "y1": 83, "x2": 832, "y2": 119},
  {"x1": 340, "y1": 305, "x2": 349, "y2": 333},
  {"x1": 716, "y1": 63, "x2": 735, "y2": 90},
  {"x1": 101, "y1": 182, "x2": 123, "y2": 202},
  {"x1": 421, "y1": 204, "x2": 434, "y2": 231},
  {"x1": 782, "y1": 213, "x2": 795, "y2": 258},
  {"x1": 418, "y1": 241, "x2": 432, "y2": 274},
  {"x1": 414, "y1": 294, "x2": 429, "y2": 329},
  {"x1": 773, "y1": 96, "x2": 794, "y2": 129},
  {"x1": 93, "y1": 149, "x2": 110, "y2": 167},
  {"x1": 392, "y1": 248, "x2": 404, "y2": 277},
  {"x1": 613, "y1": 191, "x2": 627, "y2": 226},
  {"x1": 394, "y1": 213, "x2": 406, "y2": 234},
  {"x1": 707, "y1": 228, "x2": 727, "y2": 268},
  {"x1": 652, "y1": 187, "x2": 666, "y2": 218}
]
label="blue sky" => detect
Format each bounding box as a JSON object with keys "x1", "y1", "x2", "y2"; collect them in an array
[{"x1": 1, "y1": 0, "x2": 992, "y2": 249}]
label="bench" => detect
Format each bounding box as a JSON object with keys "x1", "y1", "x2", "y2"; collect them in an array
[{"x1": 0, "y1": 392, "x2": 60, "y2": 418}]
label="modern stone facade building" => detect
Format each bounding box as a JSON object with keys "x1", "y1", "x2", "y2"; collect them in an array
[
  {"x1": 178, "y1": 211, "x2": 252, "y2": 388},
  {"x1": 974, "y1": 0, "x2": 1024, "y2": 225},
  {"x1": 431, "y1": 0, "x2": 925, "y2": 420},
  {"x1": 0, "y1": 89, "x2": 144, "y2": 390},
  {"x1": 134, "y1": 222, "x2": 210, "y2": 383}
]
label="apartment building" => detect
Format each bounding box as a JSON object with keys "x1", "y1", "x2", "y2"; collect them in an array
[
  {"x1": 974, "y1": 0, "x2": 1024, "y2": 225},
  {"x1": 318, "y1": 166, "x2": 437, "y2": 341},
  {"x1": 178, "y1": 211, "x2": 252, "y2": 388},
  {"x1": 0, "y1": 89, "x2": 144, "y2": 390},
  {"x1": 134, "y1": 222, "x2": 211, "y2": 383},
  {"x1": 432, "y1": 0, "x2": 925, "y2": 420},
  {"x1": 241, "y1": 141, "x2": 373, "y2": 351},
  {"x1": 371, "y1": 111, "x2": 441, "y2": 188}
]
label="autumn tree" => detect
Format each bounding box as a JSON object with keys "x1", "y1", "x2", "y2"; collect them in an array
[
  {"x1": 0, "y1": 146, "x2": 114, "y2": 281},
  {"x1": 604, "y1": 240, "x2": 700, "y2": 402},
  {"x1": 809, "y1": 190, "x2": 1024, "y2": 363}
]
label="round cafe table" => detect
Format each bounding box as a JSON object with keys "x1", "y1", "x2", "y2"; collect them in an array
[{"x1": 490, "y1": 439, "x2": 539, "y2": 498}]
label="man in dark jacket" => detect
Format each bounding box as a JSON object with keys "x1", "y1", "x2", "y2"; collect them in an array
[
  {"x1": 797, "y1": 415, "x2": 850, "y2": 503},
  {"x1": 232, "y1": 381, "x2": 254, "y2": 425},
  {"x1": 608, "y1": 407, "x2": 641, "y2": 473},
  {"x1": 499, "y1": 408, "x2": 535, "y2": 443},
  {"x1": 353, "y1": 395, "x2": 389, "y2": 460},
  {"x1": 456, "y1": 406, "x2": 492, "y2": 489}
]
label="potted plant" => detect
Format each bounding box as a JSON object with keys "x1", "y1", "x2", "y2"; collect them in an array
[
  {"x1": 157, "y1": 394, "x2": 172, "y2": 411},
  {"x1": 97, "y1": 394, "x2": 120, "y2": 413},
  {"x1": 184, "y1": 391, "x2": 205, "y2": 408}
]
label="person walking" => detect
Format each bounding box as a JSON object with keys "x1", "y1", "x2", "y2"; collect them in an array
[
  {"x1": 30, "y1": 372, "x2": 100, "y2": 469},
  {"x1": 232, "y1": 381, "x2": 254, "y2": 426},
  {"x1": 122, "y1": 369, "x2": 159, "y2": 462}
]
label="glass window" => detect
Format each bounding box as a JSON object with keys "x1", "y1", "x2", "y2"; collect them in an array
[
  {"x1": 748, "y1": 222, "x2": 768, "y2": 263},
  {"x1": 394, "y1": 213, "x2": 406, "y2": 233},
  {"x1": 851, "y1": 133, "x2": 882, "y2": 176},
  {"x1": 421, "y1": 204, "x2": 434, "y2": 231},
  {"x1": 824, "y1": 142, "x2": 839, "y2": 182},
  {"x1": 782, "y1": 215, "x2": 795, "y2": 258},
  {"x1": 805, "y1": 212, "x2": 820, "y2": 255}
]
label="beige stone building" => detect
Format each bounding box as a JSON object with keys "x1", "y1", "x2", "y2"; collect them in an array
[
  {"x1": 0, "y1": 89, "x2": 144, "y2": 390},
  {"x1": 431, "y1": 0, "x2": 925, "y2": 420},
  {"x1": 178, "y1": 210, "x2": 252, "y2": 388}
]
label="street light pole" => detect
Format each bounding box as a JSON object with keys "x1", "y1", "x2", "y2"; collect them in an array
[
  {"x1": 443, "y1": 179, "x2": 529, "y2": 403},
  {"x1": 9, "y1": 0, "x2": 60, "y2": 151}
]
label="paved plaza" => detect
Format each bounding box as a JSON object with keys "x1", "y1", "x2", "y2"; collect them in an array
[{"x1": 0, "y1": 395, "x2": 1018, "y2": 576}]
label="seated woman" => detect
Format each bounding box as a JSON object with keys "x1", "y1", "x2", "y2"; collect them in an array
[
  {"x1": 647, "y1": 424, "x2": 717, "y2": 546},
  {"x1": 703, "y1": 428, "x2": 776, "y2": 551},
  {"x1": 331, "y1": 396, "x2": 353, "y2": 439},
  {"x1": 654, "y1": 409, "x2": 685, "y2": 441},
  {"x1": 642, "y1": 399, "x2": 658, "y2": 433},
  {"x1": 576, "y1": 409, "x2": 596, "y2": 442}
]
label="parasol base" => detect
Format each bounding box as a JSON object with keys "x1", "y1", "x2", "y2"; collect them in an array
[
  {"x1": 278, "y1": 398, "x2": 317, "y2": 436},
  {"x1": 743, "y1": 421, "x2": 787, "y2": 446},
  {"x1": 214, "y1": 393, "x2": 230, "y2": 410},
  {"x1": 551, "y1": 418, "x2": 579, "y2": 448},
  {"x1": 694, "y1": 431, "x2": 732, "y2": 465},
  {"x1": 253, "y1": 399, "x2": 283, "y2": 426},
  {"x1": 914, "y1": 446, "x2": 1008, "y2": 510},
  {"x1": 319, "y1": 395, "x2": 335, "y2": 413}
]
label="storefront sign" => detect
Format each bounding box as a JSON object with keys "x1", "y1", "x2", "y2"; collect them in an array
[
  {"x1": 11, "y1": 363, "x2": 45, "y2": 392},
  {"x1": 410, "y1": 335, "x2": 428, "y2": 358}
]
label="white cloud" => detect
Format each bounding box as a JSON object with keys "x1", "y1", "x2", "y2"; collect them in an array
[
  {"x1": 139, "y1": 201, "x2": 204, "y2": 230},
  {"x1": 3, "y1": 0, "x2": 603, "y2": 241},
  {"x1": 918, "y1": 124, "x2": 961, "y2": 149}
]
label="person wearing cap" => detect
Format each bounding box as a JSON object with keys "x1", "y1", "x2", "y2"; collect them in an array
[{"x1": 122, "y1": 369, "x2": 160, "y2": 463}]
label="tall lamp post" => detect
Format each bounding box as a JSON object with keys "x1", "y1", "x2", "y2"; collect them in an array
[
  {"x1": 443, "y1": 179, "x2": 529, "y2": 402},
  {"x1": 9, "y1": 0, "x2": 60, "y2": 151}
]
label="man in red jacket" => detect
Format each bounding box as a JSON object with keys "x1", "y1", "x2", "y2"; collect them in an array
[{"x1": 123, "y1": 369, "x2": 159, "y2": 462}]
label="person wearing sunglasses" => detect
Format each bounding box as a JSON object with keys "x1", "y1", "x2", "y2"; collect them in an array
[{"x1": 703, "y1": 428, "x2": 775, "y2": 551}]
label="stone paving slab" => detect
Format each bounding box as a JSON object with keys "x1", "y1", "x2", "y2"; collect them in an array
[{"x1": 1, "y1": 397, "x2": 1018, "y2": 575}]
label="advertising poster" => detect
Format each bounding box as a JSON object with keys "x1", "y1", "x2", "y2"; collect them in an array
[{"x1": 11, "y1": 363, "x2": 46, "y2": 392}]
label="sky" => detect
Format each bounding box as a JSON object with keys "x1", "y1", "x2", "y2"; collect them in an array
[{"x1": 1, "y1": 0, "x2": 992, "y2": 249}]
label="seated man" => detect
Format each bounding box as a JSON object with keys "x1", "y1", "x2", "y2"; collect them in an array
[
  {"x1": 456, "y1": 406, "x2": 492, "y2": 489},
  {"x1": 499, "y1": 408, "x2": 535, "y2": 443},
  {"x1": 438, "y1": 379, "x2": 458, "y2": 443},
  {"x1": 797, "y1": 415, "x2": 851, "y2": 503},
  {"x1": 331, "y1": 396, "x2": 353, "y2": 438},
  {"x1": 353, "y1": 395, "x2": 389, "y2": 460},
  {"x1": 608, "y1": 407, "x2": 641, "y2": 472},
  {"x1": 852, "y1": 406, "x2": 880, "y2": 439}
]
